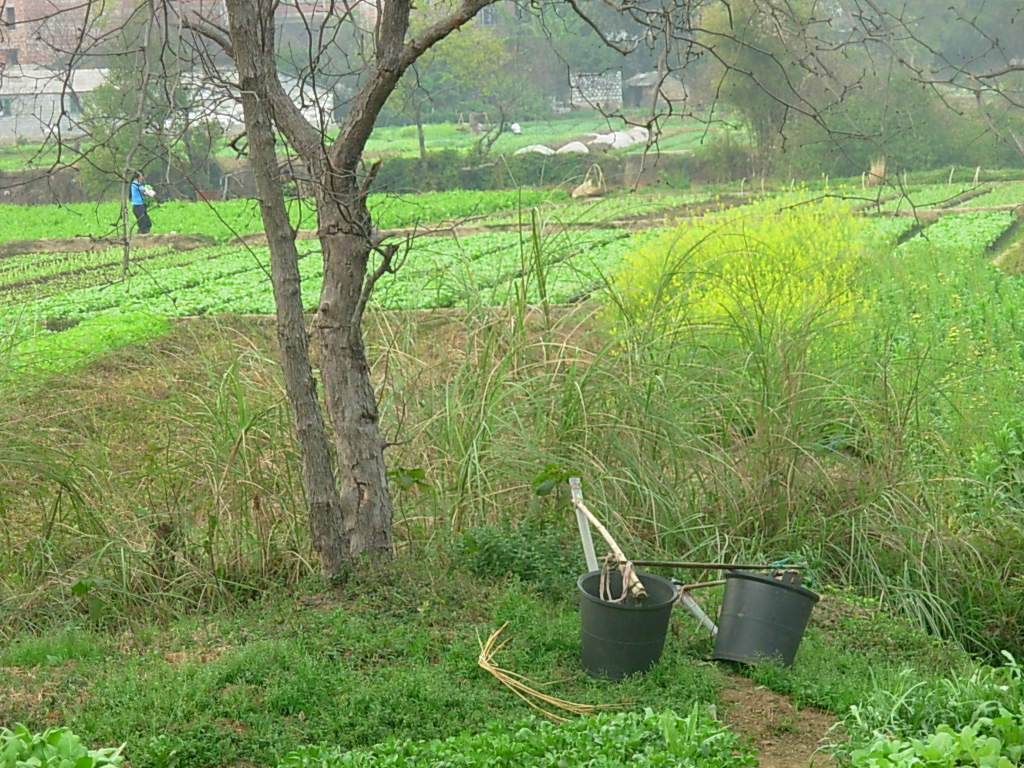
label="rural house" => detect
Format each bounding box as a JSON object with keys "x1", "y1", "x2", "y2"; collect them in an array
[
  {"x1": 0, "y1": 67, "x2": 106, "y2": 141},
  {"x1": 624, "y1": 71, "x2": 688, "y2": 110}
]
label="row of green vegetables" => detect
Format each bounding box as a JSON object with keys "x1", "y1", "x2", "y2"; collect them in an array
[
  {"x1": 0, "y1": 707, "x2": 754, "y2": 768},
  {"x1": 473, "y1": 192, "x2": 713, "y2": 227},
  {"x1": 0, "y1": 227, "x2": 636, "y2": 383},
  {"x1": 3, "y1": 228, "x2": 631, "y2": 322},
  {"x1": 0, "y1": 188, "x2": 570, "y2": 244},
  {"x1": 2, "y1": 202, "x2": 1016, "y2": 318},
  {"x1": 2, "y1": 202, "x2": 1018, "y2": 389},
  {"x1": 0, "y1": 247, "x2": 197, "y2": 304},
  {"x1": 2, "y1": 181, "x2": 1014, "y2": 248},
  {"x1": 0, "y1": 185, "x2": 950, "y2": 306},
  {"x1": 845, "y1": 181, "x2": 1023, "y2": 214}
]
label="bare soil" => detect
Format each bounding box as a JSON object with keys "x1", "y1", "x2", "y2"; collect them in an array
[
  {"x1": 0, "y1": 233, "x2": 215, "y2": 258},
  {"x1": 719, "y1": 674, "x2": 840, "y2": 768}
]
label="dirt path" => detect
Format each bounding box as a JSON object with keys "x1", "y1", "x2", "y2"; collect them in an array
[{"x1": 719, "y1": 674, "x2": 839, "y2": 768}]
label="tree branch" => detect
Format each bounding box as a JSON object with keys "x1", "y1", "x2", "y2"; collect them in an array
[
  {"x1": 329, "y1": 0, "x2": 497, "y2": 175},
  {"x1": 180, "y1": 17, "x2": 234, "y2": 59}
]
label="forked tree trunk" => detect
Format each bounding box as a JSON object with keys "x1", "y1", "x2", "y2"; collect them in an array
[
  {"x1": 219, "y1": 0, "x2": 492, "y2": 573},
  {"x1": 225, "y1": 0, "x2": 353, "y2": 574}
]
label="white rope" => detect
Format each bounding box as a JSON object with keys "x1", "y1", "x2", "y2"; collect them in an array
[{"x1": 599, "y1": 554, "x2": 640, "y2": 604}]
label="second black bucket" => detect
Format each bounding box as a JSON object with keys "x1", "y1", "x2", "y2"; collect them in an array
[
  {"x1": 711, "y1": 570, "x2": 819, "y2": 667},
  {"x1": 578, "y1": 570, "x2": 676, "y2": 681}
]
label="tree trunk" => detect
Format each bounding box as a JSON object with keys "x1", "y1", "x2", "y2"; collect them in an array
[
  {"x1": 217, "y1": 0, "x2": 492, "y2": 571},
  {"x1": 225, "y1": 0, "x2": 351, "y2": 576},
  {"x1": 315, "y1": 200, "x2": 394, "y2": 557}
]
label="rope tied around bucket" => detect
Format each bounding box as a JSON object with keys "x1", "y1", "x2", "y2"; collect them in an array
[
  {"x1": 569, "y1": 484, "x2": 646, "y2": 602},
  {"x1": 598, "y1": 554, "x2": 643, "y2": 603}
]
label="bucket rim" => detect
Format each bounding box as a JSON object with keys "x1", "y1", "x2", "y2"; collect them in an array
[
  {"x1": 724, "y1": 569, "x2": 820, "y2": 601},
  {"x1": 577, "y1": 569, "x2": 677, "y2": 611}
]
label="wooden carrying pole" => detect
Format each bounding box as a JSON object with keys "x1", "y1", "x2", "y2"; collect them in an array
[
  {"x1": 632, "y1": 560, "x2": 805, "y2": 571},
  {"x1": 568, "y1": 477, "x2": 645, "y2": 600}
]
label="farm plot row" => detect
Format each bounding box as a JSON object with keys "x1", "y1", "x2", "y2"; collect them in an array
[
  {"x1": 0, "y1": 247, "x2": 195, "y2": 303},
  {"x1": 898, "y1": 211, "x2": 1017, "y2": 257},
  {"x1": 4, "y1": 197, "x2": 1017, "y2": 387},
  {"x1": 474, "y1": 193, "x2": 717, "y2": 227},
  {"x1": 0, "y1": 188, "x2": 569, "y2": 244},
  {"x1": 477, "y1": 187, "x2": 873, "y2": 230},
  {"x1": 861, "y1": 183, "x2": 978, "y2": 213},
  {"x1": 4, "y1": 204, "x2": 1012, "y2": 322},
  {"x1": 2, "y1": 228, "x2": 630, "y2": 320},
  {"x1": 843, "y1": 180, "x2": 1023, "y2": 214},
  {"x1": 962, "y1": 181, "x2": 1024, "y2": 208},
  {"x1": 1, "y1": 228, "x2": 635, "y2": 384}
]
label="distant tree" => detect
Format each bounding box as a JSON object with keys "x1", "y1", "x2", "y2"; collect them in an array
[
  {"x1": 698, "y1": 0, "x2": 823, "y2": 172},
  {"x1": 78, "y1": 12, "x2": 223, "y2": 202},
  {"x1": 849, "y1": 0, "x2": 1024, "y2": 164}
]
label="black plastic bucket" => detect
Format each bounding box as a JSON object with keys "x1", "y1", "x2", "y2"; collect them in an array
[
  {"x1": 711, "y1": 571, "x2": 819, "y2": 667},
  {"x1": 577, "y1": 570, "x2": 676, "y2": 680}
]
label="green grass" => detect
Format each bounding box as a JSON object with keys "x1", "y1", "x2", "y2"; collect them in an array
[
  {"x1": 0, "y1": 558, "x2": 724, "y2": 768},
  {"x1": 0, "y1": 142, "x2": 59, "y2": 171},
  {"x1": 0, "y1": 544, "x2": 1000, "y2": 768},
  {"x1": 0, "y1": 627, "x2": 107, "y2": 667}
]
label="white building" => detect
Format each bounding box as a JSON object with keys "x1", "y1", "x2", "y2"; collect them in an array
[
  {"x1": 0, "y1": 66, "x2": 335, "y2": 142},
  {"x1": 0, "y1": 67, "x2": 106, "y2": 141}
]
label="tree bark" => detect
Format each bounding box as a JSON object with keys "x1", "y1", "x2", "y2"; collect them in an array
[
  {"x1": 224, "y1": 0, "x2": 351, "y2": 575},
  {"x1": 313, "y1": 186, "x2": 395, "y2": 556}
]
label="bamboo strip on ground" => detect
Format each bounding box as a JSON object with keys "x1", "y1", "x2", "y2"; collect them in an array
[{"x1": 477, "y1": 623, "x2": 619, "y2": 722}]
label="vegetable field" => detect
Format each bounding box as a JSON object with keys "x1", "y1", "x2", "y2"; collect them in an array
[
  {"x1": 0, "y1": 189, "x2": 568, "y2": 244},
  {"x1": 1, "y1": 182, "x2": 1021, "y2": 390}
]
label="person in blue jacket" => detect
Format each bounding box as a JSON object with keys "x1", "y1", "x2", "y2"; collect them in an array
[{"x1": 129, "y1": 171, "x2": 153, "y2": 234}]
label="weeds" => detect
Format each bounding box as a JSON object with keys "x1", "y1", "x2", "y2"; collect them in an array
[{"x1": 2, "y1": 193, "x2": 1023, "y2": 673}]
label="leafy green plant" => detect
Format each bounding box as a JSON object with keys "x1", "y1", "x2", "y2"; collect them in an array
[
  {"x1": 836, "y1": 654, "x2": 1024, "y2": 765},
  {"x1": 0, "y1": 725, "x2": 124, "y2": 768},
  {"x1": 849, "y1": 714, "x2": 1024, "y2": 768},
  {"x1": 458, "y1": 520, "x2": 580, "y2": 595},
  {"x1": 275, "y1": 706, "x2": 756, "y2": 768}
]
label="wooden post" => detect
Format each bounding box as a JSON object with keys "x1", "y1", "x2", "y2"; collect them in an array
[{"x1": 568, "y1": 479, "x2": 645, "y2": 600}]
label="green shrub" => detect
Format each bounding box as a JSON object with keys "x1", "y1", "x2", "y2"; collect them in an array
[
  {"x1": 458, "y1": 520, "x2": 581, "y2": 596},
  {"x1": 689, "y1": 132, "x2": 755, "y2": 183}
]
